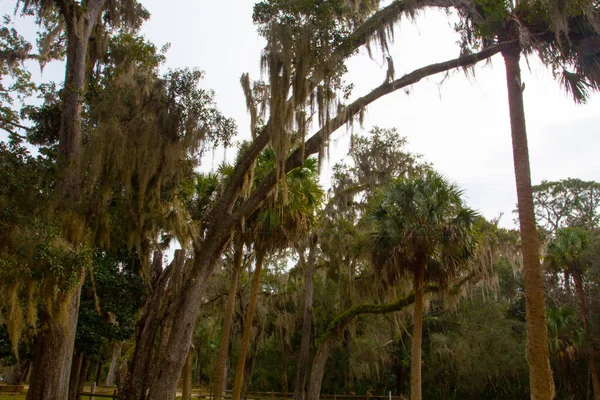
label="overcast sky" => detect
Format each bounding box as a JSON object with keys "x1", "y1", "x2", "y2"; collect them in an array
[{"x1": 2, "y1": 0, "x2": 599, "y2": 228}]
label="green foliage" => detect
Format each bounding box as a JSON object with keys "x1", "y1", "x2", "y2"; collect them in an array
[{"x1": 368, "y1": 171, "x2": 479, "y2": 285}]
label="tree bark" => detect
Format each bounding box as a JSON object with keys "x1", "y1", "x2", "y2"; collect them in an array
[
  {"x1": 410, "y1": 266, "x2": 425, "y2": 400},
  {"x1": 5, "y1": 359, "x2": 30, "y2": 384},
  {"x1": 502, "y1": 47, "x2": 555, "y2": 400},
  {"x1": 105, "y1": 341, "x2": 122, "y2": 387},
  {"x1": 77, "y1": 356, "x2": 91, "y2": 397},
  {"x1": 27, "y1": 2, "x2": 106, "y2": 399},
  {"x1": 231, "y1": 250, "x2": 265, "y2": 400},
  {"x1": 294, "y1": 238, "x2": 318, "y2": 400},
  {"x1": 573, "y1": 270, "x2": 600, "y2": 400},
  {"x1": 213, "y1": 238, "x2": 244, "y2": 400},
  {"x1": 68, "y1": 353, "x2": 83, "y2": 400},
  {"x1": 27, "y1": 281, "x2": 83, "y2": 400},
  {"x1": 182, "y1": 347, "x2": 194, "y2": 400}
]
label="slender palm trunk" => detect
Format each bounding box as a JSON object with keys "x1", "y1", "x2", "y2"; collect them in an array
[
  {"x1": 294, "y1": 239, "x2": 317, "y2": 400},
  {"x1": 231, "y1": 250, "x2": 265, "y2": 400},
  {"x1": 213, "y1": 239, "x2": 244, "y2": 400},
  {"x1": 410, "y1": 266, "x2": 425, "y2": 400},
  {"x1": 573, "y1": 270, "x2": 600, "y2": 400},
  {"x1": 502, "y1": 47, "x2": 555, "y2": 400}
]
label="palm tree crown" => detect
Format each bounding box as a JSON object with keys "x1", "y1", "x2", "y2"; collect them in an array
[{"x1": 368, "y1": 171, "x2": 479, "y2": 286}]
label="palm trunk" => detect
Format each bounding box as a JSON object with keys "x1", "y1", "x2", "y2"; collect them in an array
[
  {"x1": 294, "y1": 239, "x2": 318, "y2": 400},
  {"x1": 410, "y1": 266, "x2": 425, "y2": 400},
  {"x1": 182, "y1": 347, "x2": 194, "y2": 400},
  {"x1": 502, "y1": 47, "x2": 555, "y2": 400},
  {"x1": 280, "y1": 326, "x2": 289, "y2": 393},
  {"x1": 573, "y1": 270, "x2": 600, "y2": 400},
  {"x1": 105, "y1": 341, "x2": 122, "y2": 387},
  {"x1": 231, "y1": 250, "x2": 265, "y2": 400},
  {"x1": 213, "y1": 239, "x2": 244, "y2": 400},
  {"x1": 27, "y1": 282, "x2": 83, "y2": 400}
]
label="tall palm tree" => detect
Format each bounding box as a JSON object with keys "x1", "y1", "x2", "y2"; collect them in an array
[
  {"x1": 545, "y1": 227, "x2": 600, "y2": 398},
  {"x1": 367, "y1": 171, "x2": 479, "y2": 400},
  {"x1": 455, "y1": 3, "x2": 600, "y2": 397},
  {"x1": 230, "y1": 149, "x2": 324, "y2": 400}
]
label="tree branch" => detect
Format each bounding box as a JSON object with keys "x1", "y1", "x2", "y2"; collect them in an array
[{"x1": 231, "y1": 40, "x2": 515, "y2": 226}]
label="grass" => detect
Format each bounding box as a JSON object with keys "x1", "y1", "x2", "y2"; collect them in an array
[{"x1": 0, "y1": 395, "x2": 26, "y2": 400}]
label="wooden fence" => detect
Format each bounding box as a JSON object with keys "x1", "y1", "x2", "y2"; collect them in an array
[{"x1": 77, "y1": 389, "x2": 407, "y2": 400}]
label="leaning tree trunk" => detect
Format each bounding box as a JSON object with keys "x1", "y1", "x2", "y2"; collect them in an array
[
  {"x1": 213, "y1": 238, "x2": 244, "y2": 400},
  {"x1": 572, "y1": 269, "x2": 600, "y2": 400},
  {"x1": 502, "y1": 47, "x2": 555, "y2": 400},
  {"x1": 294, "y1": 238, "x2": 318, "y2": 400},
  {"x1": 307, "y1": 335, "x2": 337, "y2": 400},
  {"x1": 27, "y1": 281, "x2": 83, "y2": 400},
  {"x1": 231, "y1": 250, "x2": 265, "y2": 400},
  {"x1": 410, "y1": 266, "x2": 425, "y2": 400},
  {"x1": 105, "y1": 341, "x2": 123, "y2": 387}
]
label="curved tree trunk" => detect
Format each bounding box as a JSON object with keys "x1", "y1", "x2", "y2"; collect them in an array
[
  {"x1": 410, "y1": 266, "x2": 425, "y2": 400},
  {"x1": 502, "y1": 47, "x2": 555, "y2": 400},
  {"x1": 213, "y1": 239, "x2": 244, "y2": 400},
  {"x1": 231, "y1": 250, "x2": 265, "y2": 400},
  {"x1": 573, "y1": 270, "x2": 600, "y2": 400},
  {"x1": 294, "y1": 238, "x2": 318, "y2": 400},
  {"x1": 27, "y1": 281, "x2": 83, "y2": 400}
]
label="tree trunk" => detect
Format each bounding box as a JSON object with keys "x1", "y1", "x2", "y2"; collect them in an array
[
  {"x1": 280, "y1": 326, "x2": 289, "y2": 393},
  {"x1": 182, "y1": 347, "x2": 194, "y2": 400},
  {"x1": 573, "y1": 270, "x2": 600, "y2": 400},
  {"x1": 69, "y1": 353, "x2": 83, "y2": 400},
  {"x1": 213, "y1": 239, "x2": 244, "y2": 400},
  {"x1": 410, "y1": 266, "x2": 425, "y2": 400},
  {"x1": 307, "y1": 336, "x2": 337, "y2": 400},
  {"x1": 78, "y1": 356, "x2": 91, "y2": 397},
  {"x1": 5, "y1": 359, "x2": 30, "y2": 385},
  {"x1": 105, "y1": 341, "x2": 122, "y2": 387},
  {"x1": 502, "y1": 47, "x2": 555, "y2": 400},
  {"x1": 27, "y1": 3, "x2": 106, "y2": 399},
  {"x1": 294, "y1": 239, "x2": 317, "y2": 400},
  {"x1": 27, "y1": 282, "x2": 83, "y2": 400},
  {"x1": 231, "y1": 250, "x2": 265, "y2": 400}
]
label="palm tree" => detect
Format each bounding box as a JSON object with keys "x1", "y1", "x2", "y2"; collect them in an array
[
  {"x1": 455, "y1": 3, "x2": 600, "y2": 397},
  {"x1": 546, "y1": 306, "x2": 584, "y2": 398},
  {"x1": 230, "y1": 149, "x2": 324, "y2": 400},
  {"x1": 367, "y1": 171, "x2": 479, "y2": 400},
  {"x1": 545, "y1": 228, "x2": 600, "y2": 398}
]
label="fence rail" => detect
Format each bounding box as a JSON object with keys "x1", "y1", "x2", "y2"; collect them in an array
[{"x1": 76, "y1": 389, "x2": 407, "y2": 400}]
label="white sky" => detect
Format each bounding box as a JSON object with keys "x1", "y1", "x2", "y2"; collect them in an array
[{"x1": 2, "y1": 0, "x2": 599, "y2": 229}]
